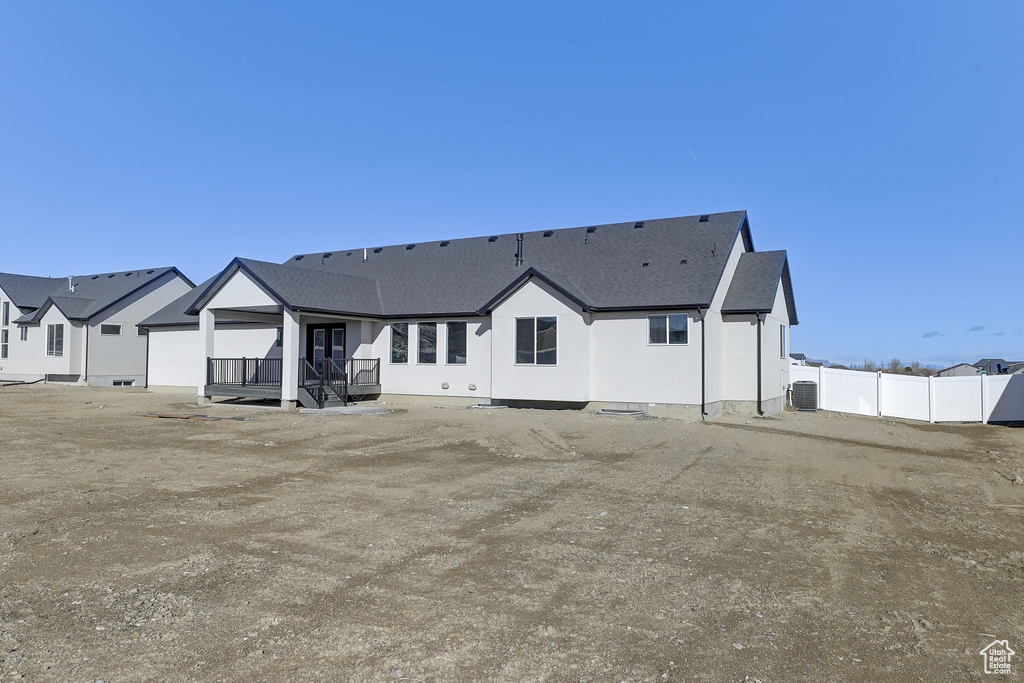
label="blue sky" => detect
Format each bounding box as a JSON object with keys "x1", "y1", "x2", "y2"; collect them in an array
[{"x1": 1, "y1": 2, "x2": 1020, "y2": 368}]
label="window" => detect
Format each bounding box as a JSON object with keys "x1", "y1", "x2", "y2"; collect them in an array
[
  {"x1": 447, "y1": 321, "x2": 467, "y2": 364},
  {"x1": 780, "y1": 324, "x2": 786, "y2": 358},
  {"x1": 515, "y1": 317, "x2": 557, "y2": 365},
  {"x1": 390, "y1": 323, "x2": 408, "y2": 363},
  {"x1": 100, "y1": 324, "x2": 121, "y2": 335},
  {"x1": 418, "y1": 322, "x2": 437, "y2": 364},
  {"x1": 20, "y1": 326, "x2": 28, "y2": 341},
  {"x1": 648, "y1": 314, "x2": 688, "y2": 345},
  {"x1": 0, "y1": 329, "x2": 7, "y2": 359},
  {"x1": 1, "y1": 301, "x2": 8, "y2": 326},
  {"x1": 46, "y1": 324, "x2": 64, "y2": 357}
]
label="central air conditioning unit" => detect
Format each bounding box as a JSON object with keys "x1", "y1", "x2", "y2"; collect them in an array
[{"x1": 792, "y1": 381, "x2": 818, "y2": 411}]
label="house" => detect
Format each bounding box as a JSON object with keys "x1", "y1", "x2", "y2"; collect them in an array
[
  {"x1": 938, "y1": 359, "x2": 1024, "y2": 377},
  {"x1": 936, "y1": 362, "x2": 979, "y2": 378},
  {"x1": 0, "y1": 268, "x2": 194, "y2": 386},
  {"x1": 141, "y1": 211, "x2": 798, "y2": 416}
]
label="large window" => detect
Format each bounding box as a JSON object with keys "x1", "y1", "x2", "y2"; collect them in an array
[
  {"x1": 515, "y1": 317, "x2": 557, "y2": 365},
  {"x1": 46, "y1": 324, "x2": 64, "y2": 357},
  {"x1": 390, "y1": 323, "x2": 408, "y2": 364},
  {"x1": 0, "y1": 329, "x2": 7, "y2": 359},
  {"x1": 447, "y1": 321, "x2": 467, "y2": 364},
  {"x1": 100, "y1": 324, "x2": 121, "y2": 335},
  {"x1": 418, "y1": 322, "x2": 437, "y2": 364},
  {"x1": 780, "y1": 324, "x2": 786, "y2": 358},
  {"x1": 648, "y1": 314, "x2": 688, "y2": 345},
  {"x1": 1, "y1": 301, "x2": 8, "y2": 326}
]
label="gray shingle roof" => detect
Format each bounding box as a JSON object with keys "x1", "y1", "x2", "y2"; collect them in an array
[
  {"x1": 143, "y1": 211, "x2": 799, "y2": 326},
  {"x1": 1, "y1": 267, "x2": 191, "y2": 322},
  {"x1": 283, "y1": 211, "x2": 753, "y2": 315},
  {"x1": 721, "y1": 251, "x2": 799, "y2": 324}
]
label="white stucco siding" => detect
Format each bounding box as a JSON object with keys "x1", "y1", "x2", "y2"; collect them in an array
[
  {"x1": 214, "y1": 325, "x2": 282, "y2": 360},
  {"x1": 0, "y1": 286, "x2": 42, "y2": 380},
  {"x1": 589, "y1": 312, "x2": 703, "y2": 405},
  {"x1": 370, "y1": 318, "x2": 492, "y2": 398},
  {"x1": 39, "y1": 307, "x2": 82, "y2": 377},
  {"x1": 207, "y1": 271, "x2": 278, "y2": 310},
  {"x1": 147, "y1": 327, "x2": 202, "y2": 387},
  {"x1": 763, "y1": 280, "x2": 791, "y2": 401},
  {"x1": 491, "y1": 279, "x2": 590, "y2": 402},
  {"x1": 720, "y1": 314, "x2": 758, "y2": 401}
]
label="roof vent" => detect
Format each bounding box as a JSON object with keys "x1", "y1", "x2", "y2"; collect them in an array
[
  {"x1": 323, "y1": 252, "x2": 333, "y2": 258},
  {"x1": 373, "y1": 247, "x2": 383, "y2": 253},
  {"x1": 125, "y1": 272, "x2": 132, "y2": 276},
  {"x1": 406, "y1": 244, "x2": 415, "y2": 250},
  {"x1": 642, "y1": 262, "x2": 650, "y2": 268},
  {"x1": 586, "y1": 226, "x2": 597, "y2": 233},
  {"x1": 488, "y1": 236, "x2": 498, "y2": 242},
  {"x1": 91, "y1": 275, "x2": 99, "y2": 280},
  {"x1": 108, "y1": 274, "x2": 116, "y2": 278},
  {"x1": 440, "y1": 240, "x2": 450, "y2": 247},
  {"x1": 294, "y1": 255, "x2": 305, "y2": 261},
  {"x1": 634, "y1": 221, "x2": 645, "y2": 229},
  {"x1": 679, "y1": 259, "x2": 687, "y2": 264},
  {"x1": 543, "y1": 230, "x2": 553, "y2": 237},
  {"x1": 699, "y1": 215, "x2": 709, "y2": 222},
  {"x1": 146, "y1": 269, "x2": 154, "y2": 274},
  {"x1": 346, "y1": 252, "x2": 352, "y2": 256}
]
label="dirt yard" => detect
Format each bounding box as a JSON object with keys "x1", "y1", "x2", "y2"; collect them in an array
[{"x1": 0, "y1": 384, "x2": 1022, "y2": 682}]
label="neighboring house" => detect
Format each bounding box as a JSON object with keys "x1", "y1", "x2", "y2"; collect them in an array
[
  {"x1": 0, "y1": 268, "x2": 194, "y2": 386},
  {"x1": 141, "y1": 211, "x2": 798, "y2": 416},
  {"x1": 789, "y1": 353, "x2": 806, "y2": 365},
  {"x1": 936, "y1": 363, "x2": 978, "y2": 378},
  {"x1": 938, "y1": 359, "x2": 1023, "y2": 377}
]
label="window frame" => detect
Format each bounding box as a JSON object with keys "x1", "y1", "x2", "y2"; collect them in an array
[
  {"x1": 514, "y1": 316, "x2": 557, "y2": 365},
  {"x1": 647, "y1": 314, "x2": 688, "y2": 346},
  {"x1": 389, "y1": 323, "x2": 409, "y2": 364},
  {"x1": 417, "y1": 322, "x2": 437, "y2": 364},
  {"x1": 20, "y1": 326, "x2": 28, "y2": 341},
  {"x1": 0, "y1": 329, "x2": 7, "y2": 359},
  {"x1": 100, "y1": 324, "x2": 122, "y2": 336},
  {"x1": 446, "y1": 321, "x2": 467, "y2": 365},
  {"x1": 1, "y1": 301, "x2": 8, "y2": 326},
  {"x1": 779, "y1": 324, "x2": 786, "y2": 359},
  {"x1": 46, "y1": 323, "x2": 64, "y2": 357}
]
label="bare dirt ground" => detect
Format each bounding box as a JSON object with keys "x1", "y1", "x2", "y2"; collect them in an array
[{"x1": 1, "y1": 384, "x2": 1022, "y2": 682}]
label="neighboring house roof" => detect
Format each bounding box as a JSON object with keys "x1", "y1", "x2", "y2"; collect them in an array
[
  {"x1": 0, "y1": 273, "x2": 66, "y2": 311},
  {"x1": 140, "y1": 276, "x2": 217, "y2": 328},
  {"x1": 720, "y1": 250, "x2": 799, "y2": 324},
  {"x1": 143, "y1": 211, "x2": 798, "y2": 325},
  {"x1": 938, "y1": 363, "x2": 975, "y2": 374},
  {"x1": 790, "y1": 353, "x2": 806, "y2": 361},
  {"x1": 2, "y1": 267, "x2": 193, "y2": 323}
]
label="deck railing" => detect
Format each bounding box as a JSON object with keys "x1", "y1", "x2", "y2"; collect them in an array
[
  {"x1": 207, "y1": 357, "x2": 283, "y2": 387},
  {"x1": 346, "y1": 358, "x2": 380, "y2": 386}
]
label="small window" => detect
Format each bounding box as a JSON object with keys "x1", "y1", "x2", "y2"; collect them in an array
[
  {"x1": 447, "y1": 322, "x2": 467, "y2": 364},
  {"x1": 101, "y1": 324, "x2": 121, "y2": 335},
  {"x1": 274, "y1": 327, "x2": 282, "y2": 347},
  {"x1": 20, "y1": 326, "x2": 29, "y2": 341},
  {"x1": 418, "y1": 322, "x2": 437, "y2": 364},
  {"x1": 1, "y1": 301, "x2": 8, "y2": 326},
  {"x1": 0, "y1": 329, "x2": 7, "y2": 359},
  {"x1": 390, "y1": 323, "x2": 408, "y2": 364},
  {"x1": 138, "y1": 326, "x2": 149, "y2": 336},
  {"x1": 46, "y1": 324, "x2": 64, "y2": 357},
  {"x1": 780, "y1": 325, "x2": 786, "y2": 358},
  {"x1": 515, "y1": 317, "x2": 557, "y2": 365},
  {"x1": 112, "y1": 379, "x2": 134, "y2": 386},
  {"x1": 649, "y1": 315, "x2": 687, "y2": 345}
]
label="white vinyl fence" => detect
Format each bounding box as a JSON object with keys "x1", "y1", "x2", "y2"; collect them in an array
[{"x1": 790, "y1": 365, "x2": 1024, "y2": 424}]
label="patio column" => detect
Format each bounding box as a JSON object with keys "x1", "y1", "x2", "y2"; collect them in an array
[
  {"x1": 280, "y1": 308, "x2": 300, "y2": 408},
  {"x1": 198, "y1": 308, "x2": 215, "y2": 401}
]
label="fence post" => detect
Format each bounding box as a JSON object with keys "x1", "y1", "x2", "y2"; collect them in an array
[
  {"x1": 981, "y1": 374, "x2": 989, "y2": 425},
  {"x1": 877, "y1": 371, "x2": 883, "y2": 417},
  {"x1": 928, "y1": 375, "x2": 935, "y2": 423},
  {"x1": 241, "y1": 357, "x2": 247, "y2": 387},
  {"x1": 818, "y1": 365, "x2": 824, "y2": 410}
]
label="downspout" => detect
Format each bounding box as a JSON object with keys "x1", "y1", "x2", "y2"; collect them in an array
[
  {"x1": 144, "y1": 327, "x2": 150, "y2": 388},
  {"x1": 756, "y1": 313, "x2": 765, "y2": 416},
  {"x1": 83, "y1": 324, "x2": 89, "y2": 385},
  {"x1": 697, "y1": 308, "x2": 707, "y2": 419}
]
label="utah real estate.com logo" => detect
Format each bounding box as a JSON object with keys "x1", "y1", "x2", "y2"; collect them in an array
[{"x1": 980, "y1": 639, "x2": 1014, "y2": 675}]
